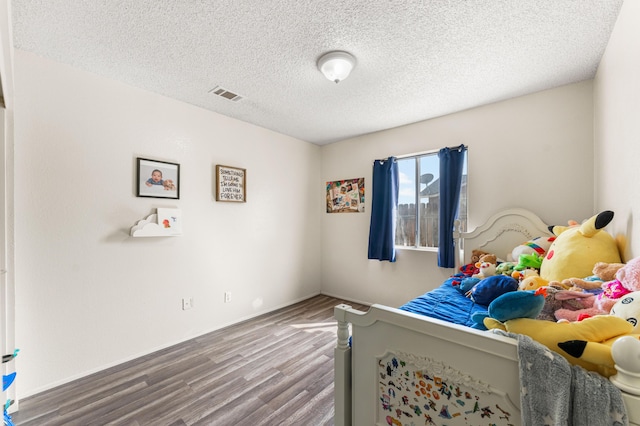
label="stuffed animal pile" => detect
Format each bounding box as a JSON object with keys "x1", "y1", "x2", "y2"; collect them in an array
[
  {"x1": 458, "y1": 211, "x2": 625, "y2": 312},
  {"x1": 482, "y1": 291, "x2": 639, "y2": 378},
  {"x1": 454, "y1": 211, "x2": 640, "y2": 331},
  {"x1": 557, "y1": 261, "x2": 625, "y2": 291},
  {"x1": 455, "y1": 210, "x2": 640, "y2": 379},
  {"x1": 553, "y1": 257, "x2": 640, "y2": 322}
]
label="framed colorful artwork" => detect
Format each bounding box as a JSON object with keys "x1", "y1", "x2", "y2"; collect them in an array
[{"x1": 326, "y1": 178, "x2": 365, "y2": 213}]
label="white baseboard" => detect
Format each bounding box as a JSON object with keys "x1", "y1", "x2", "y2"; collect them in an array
[
  {"x1": 319, "y1": 291, "x2": 372, "y2": 307},
  {"x1": 18, "y1": 291, "x2": 324, "y2": 400}
]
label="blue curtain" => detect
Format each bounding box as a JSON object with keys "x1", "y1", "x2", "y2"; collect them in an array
[
  {"x1": 368, "y1": 157, "x2": 399, "y2": 262},
  {"x1": 438, "y1": 145, "x2": 467, "y2": 268}
]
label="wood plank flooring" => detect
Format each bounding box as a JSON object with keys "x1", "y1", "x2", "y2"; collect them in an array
[{"x1": 11, "y1": 295, "x2": 368, "y2": 426}]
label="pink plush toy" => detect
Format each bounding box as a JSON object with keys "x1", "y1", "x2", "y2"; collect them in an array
[
  {"x1": 555, "y1": 256, "x2": 640, "y2": 321},
  {"x1": 595, "y1": 256, "x2": 640, "y2": 312},
  {"x1": 594, "y1": 280, "x2": 633, "y2": 312},
  {"x1": 553, "y1": 295, "x2": 603, "y2": 322},
  {"x1": 538, "y1": 287, "x2": 597, "y2": 322}
]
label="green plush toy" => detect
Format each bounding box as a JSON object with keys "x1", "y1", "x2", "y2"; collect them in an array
[
  {"x1": 495, "y1": 261, "x2": 516, "y2": 276},
  {"x1": 513, "y1": 253, "x2": 543, "y2": 271}
]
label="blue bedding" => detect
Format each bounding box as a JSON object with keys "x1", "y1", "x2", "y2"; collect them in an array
[{"x1": 398, "y1": 275, "x2": 488, "y2": 328}]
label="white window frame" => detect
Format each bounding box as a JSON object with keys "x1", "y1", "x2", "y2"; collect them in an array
[{"x1": 395, "y1": 150, "x2": 467, "y2": 250}]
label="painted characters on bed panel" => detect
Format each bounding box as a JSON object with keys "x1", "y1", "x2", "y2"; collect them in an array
[{"x1": 378, "y1": 354, "x2": 515, "y2": 426}]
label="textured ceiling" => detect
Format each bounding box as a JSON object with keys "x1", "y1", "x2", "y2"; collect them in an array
[{"x1": 12, "y1": 0, "x2": 624, "y2": 145}]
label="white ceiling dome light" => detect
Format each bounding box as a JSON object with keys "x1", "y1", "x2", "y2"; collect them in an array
[{"x1": 317, "y1": 51, "x2": 356, "y2": 83}]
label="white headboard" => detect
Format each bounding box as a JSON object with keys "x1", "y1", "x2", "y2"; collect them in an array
[{"x1": 454, "y1": 208, "x2": 552, "y2": 269}]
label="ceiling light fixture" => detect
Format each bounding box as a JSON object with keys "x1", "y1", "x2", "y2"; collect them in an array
[{"x1": 317, "y1": 51, "x2": 356, "y2": 84}]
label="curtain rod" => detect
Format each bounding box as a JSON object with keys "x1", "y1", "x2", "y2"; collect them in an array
[
  {"x1": 375, "y1": 144, "x2": 467, "y2": 163},
  {"x1": 396, "y1": 149, "x2": 437, "y2": 159},
  {"x1": 372, "y1": 156, "x2": 397, "y2": 164}
]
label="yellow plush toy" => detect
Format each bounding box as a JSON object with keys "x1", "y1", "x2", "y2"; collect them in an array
[
  {"x1": 516, "y1": 269, "x2": 548, "y2": 291},
  {"x1": 539, "y1": 211, "x2": 622, "y2": 283},
  {"x1": 484, "y1": 315, "x2": 639, "y2": 377}
]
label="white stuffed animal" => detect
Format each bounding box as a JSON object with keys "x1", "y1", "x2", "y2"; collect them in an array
[
  {"x1": 508, "y1": 236, "x2": 555, "y2": 262},
  {"x1": 611, "y1": 291, "x2": 640, "y2": 333},
  {"x1": 473, "y1": 260, "x2": 496, "y2": 279}
]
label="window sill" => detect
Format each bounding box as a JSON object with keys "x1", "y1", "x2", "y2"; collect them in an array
[{"x1": 395, "y1": 246, "x2": 438, "y2": 253}]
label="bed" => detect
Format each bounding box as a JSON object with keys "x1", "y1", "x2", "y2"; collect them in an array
[
  {"x1": 334, "y1": 208, "x2": 640, "y2": 426},
  {"x1": 397, "y1": 274, "x2": 486, "y2": 328}
]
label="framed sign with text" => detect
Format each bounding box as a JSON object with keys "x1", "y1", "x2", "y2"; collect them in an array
[{"x1": 216, "y1": 165, "x2": 246, "y2": 202}]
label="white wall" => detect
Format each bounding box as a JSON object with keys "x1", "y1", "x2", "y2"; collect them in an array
[
  {"x1": 13, "y1": 50, "x2": 322, "y2": 397},
  {"x1": 0, "y1": 0, "x2": 16, "y2": 409},
  {"x1": 321, "y1": 81, "x2": 595, "y2": 307},
  {"x1": 13, "y1": 14, "x2": 626, "y2": 398},
  {"x1": 594, "y1": 0, "x2": 640, "y2": 262}
]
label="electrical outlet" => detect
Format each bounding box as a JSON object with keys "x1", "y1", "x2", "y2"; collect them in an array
[
  {"x1": 182, "y1": 297, "x2": 193, "y2": 310},
  {"x1": 224, "y1": 291, "x2": 231, "y2": 303}
]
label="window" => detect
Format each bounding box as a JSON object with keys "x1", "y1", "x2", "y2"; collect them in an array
[{"x1": 395, "y1": 151, "x2": 468, "y2": 248}]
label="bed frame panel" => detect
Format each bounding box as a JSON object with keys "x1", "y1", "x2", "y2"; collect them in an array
[
  {"x1": 335, "y1": 207, "x2": 640, "y2": 426},
  {"x1": 335, "y1": 304, "x2": 521, "y2": 425},
  {"x1": 454, "y1": 207, "x2": 552, "y2": 270}
]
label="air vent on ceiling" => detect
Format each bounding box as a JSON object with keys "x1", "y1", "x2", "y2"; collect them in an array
[{"x1": 208, "y1": 85, "x2": 243, "y2": 102}]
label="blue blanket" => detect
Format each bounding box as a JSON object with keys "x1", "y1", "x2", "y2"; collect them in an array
[{"x1": 399, "y1": 275, "x2": 487, "y2": 327}]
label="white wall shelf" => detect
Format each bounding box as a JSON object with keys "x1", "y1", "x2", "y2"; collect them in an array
[{"x1": 130, "y1": 210, "x2": 182, "y2": 237}]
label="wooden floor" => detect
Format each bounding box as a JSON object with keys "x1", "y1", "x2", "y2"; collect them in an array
[{"x1": 11, "y1": 295, "x2": 368, "y2": 426}]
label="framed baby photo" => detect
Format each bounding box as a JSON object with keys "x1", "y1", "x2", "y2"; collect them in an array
[{"x1": 136, "y1": 157, "x2": 180, "y2": 199}]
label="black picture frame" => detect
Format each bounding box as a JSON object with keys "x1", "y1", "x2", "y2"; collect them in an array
[{"x1": 136, "y1": 157, "x2": 180, "y2": 199}]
